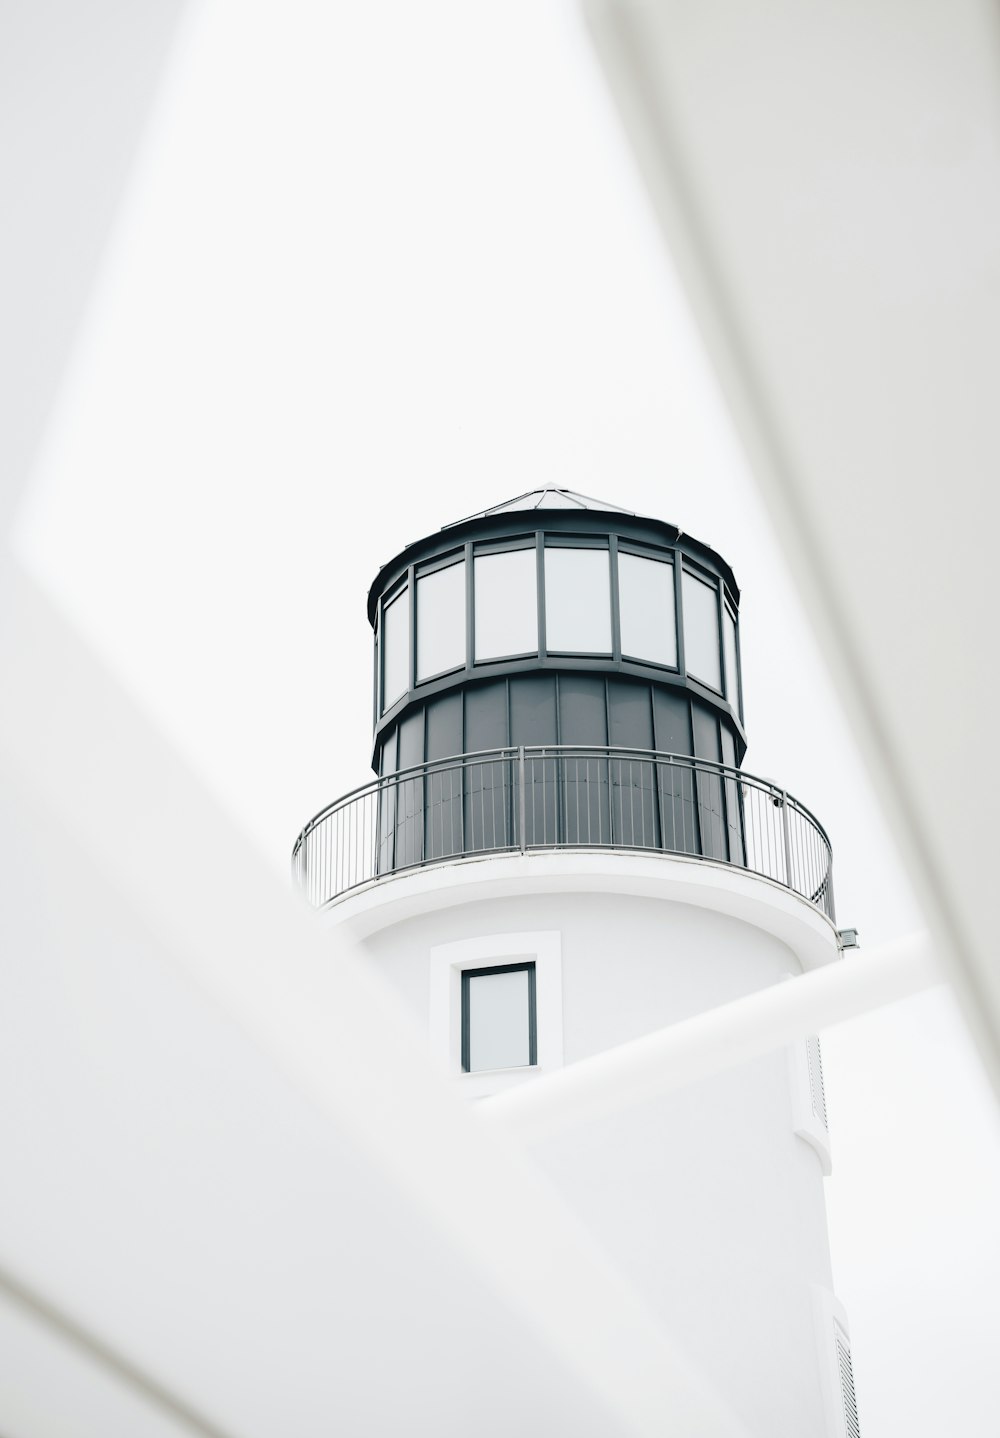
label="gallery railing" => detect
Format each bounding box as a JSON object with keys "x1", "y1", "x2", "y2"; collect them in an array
[{"x1": 292, "y1": 746, "x2": 835, "y2": 920}]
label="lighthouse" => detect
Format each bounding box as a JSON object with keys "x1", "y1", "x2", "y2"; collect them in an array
[{"x1": 294, "y1": 489, "x2": 859, "y2": 1438}]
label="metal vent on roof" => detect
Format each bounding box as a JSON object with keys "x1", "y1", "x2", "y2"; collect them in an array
[
  {"x1": 807, "y1": 1034, "x2": 828, "y2": 1129},
  {"x1": 834, "y1": 1320, "x2": 861, "y2": 1438}
]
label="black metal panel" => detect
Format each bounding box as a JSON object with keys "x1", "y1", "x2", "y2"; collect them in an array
[
  {"x1": 369, "y1": 676, "x2": 748, "y2": 873},
  {"x1": 652, "y1": 687, "x2": 691, "y2": 755},
  {"x1": 464, "y1": 679, "x2": 509, "y2": 752},
  {"x1": 395, "y1": 709, "x2": 425, "y2": 869},
  {"x1": 719, "y1": 724, "x2": 746, "y2": 866},
  {"x1": 509, "y1": 674, "x2": 557, "y2": 745},
  {"x1": 510, "y1": 675, "x2": 557, "y2": 845},
  {"x1": 692, "y1": 700, "x2": 727, "y2": 861},
  {"x1": 425, "y1": 691, "x2": 463, "y2": 760},
  {"x1": 607, "y1": 677, "x2": 651, "y2": 749},
  {"x1": 463, "y1": 681, "x2": 512, "y2": 853},
  {"x1": 397, "y1": 709, "x2": 424, "y2": 766},
  {"x1": 652, "y1": 687, "x2": 698, "y2": 854},
  {"x1": 607, "y1": 678, "x2": 658, "y2": 849},
  {"x1": 376, "y1": 726, "x2": 397, "y2": 874},
  {"x1": 557, "y1": 675, "x2": 607, "y2": 745},
  {"x1": 557, "y1": 675, "x2": 610, "y2": 844},
  {"x1": 425, "y1": 693, "x2": 464, "y2": 860}
]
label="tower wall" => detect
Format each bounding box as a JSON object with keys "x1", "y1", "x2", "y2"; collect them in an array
[{"x1": 327, "y1": 854, "x2": 840, "y2": 1437}]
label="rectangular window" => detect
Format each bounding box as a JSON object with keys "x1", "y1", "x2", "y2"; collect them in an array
[
  {"x1": 474, "y1": 549, "x2": 538, "y2": 661},
  {"x1": 416, "y1": 559, "x2": 465, "y2": 682},
  {"x1": 382, "y1": 586, "x2": 410, "y2": 711},
  {"x1": 618, "y1": 552, "x2": 677, "y2": 667},
  {"x1": 461, "y1": 962, "x2": 537, "y2": 1073},
  {"x1": 682, "y1": 569, "x2": 722, "y2": 691},
  {"x1": 723, "y1": 605, "x2": 740, "y2": 713},
  {"x1": 544, "y1": 546, "x2": 612, "y2": 654}
]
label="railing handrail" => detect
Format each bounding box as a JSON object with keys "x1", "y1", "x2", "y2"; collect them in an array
[
  {"x1": 292, "y1": 744, "x2": 833, "y2": 866},
  {"x1": 293, "y1": 744, "x2": 835, "y2": 919},
  {"x1": 292, "y1": 746, "x2": 524, "y2": 849}
]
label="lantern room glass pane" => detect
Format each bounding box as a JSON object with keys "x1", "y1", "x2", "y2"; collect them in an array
[
  {"x1": 416, "y1": 560, "x2": 465, "y2": 682},
  {"x1": 544, "y1": 547, "x2": 612, "y2": 653},
  {"x1": 382, "y1": 586, "x2": 409, "y2": 711},
  {"x1": 723, "y1": 606, "x2": 740, "y2": 713},
  {"x1": 682, "y1": 570, "x2": 722, "y2": 691},
  {"x1": 618, "y1": 552, "x2": 677, "y2": 667},
  {"x1": 465, "y1": 966, "x2": 533, "y2": 1072},
  {"x1": 474, "y1": 549, "x2": 538, "y2": 661}
]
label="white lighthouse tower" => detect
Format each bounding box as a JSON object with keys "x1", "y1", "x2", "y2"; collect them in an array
[{"x1": 293, "y1": 489, "x2": 859, "y2": 1438}]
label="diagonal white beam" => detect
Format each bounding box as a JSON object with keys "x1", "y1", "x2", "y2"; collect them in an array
[
  {"x1": 485, "y1": 933, "x2": 939, "y2": 1143},
  {"x1": 0, "y1": 558, "x2": 746, "y2": 1438},
  {"x1": 0, "y1": 0, "x2": 190, "y2": 538},
  {"x1": 582, "y1": 0, "x2": 1000, "y2": 1096}
]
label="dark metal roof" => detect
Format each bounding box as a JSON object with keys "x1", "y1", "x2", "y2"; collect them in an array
[
  {"x1": 367, "y1": 491, "x2": 739, "y2": 625},
  {"x1": 444, "y1": 487, "x2": 638, "y2": 524}
]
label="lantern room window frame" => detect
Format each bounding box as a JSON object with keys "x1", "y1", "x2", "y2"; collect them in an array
[{"x1": 375, "y1": 526, "x2": 743, "y2": 727}]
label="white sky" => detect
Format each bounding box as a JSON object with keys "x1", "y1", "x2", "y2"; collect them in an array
[{"x1": 13, "y1": 2, "x2": 1000, "y2": 1432}]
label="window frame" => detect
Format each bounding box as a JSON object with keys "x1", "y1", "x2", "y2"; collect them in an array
[
  {"x1": 472, "y1": 542, "x2": 541, "y2": 666},
  {"x1": 415, "y1": 552, "x2": 467, "y2": 685},
  {"x1": 379, "y1": 577, "x2": 411, "y2": 715},
  {"x1": 429, "y1": 930, "x2": 562, "y2": 1096},
  {"x1": 616, "y1": 541, "x2": 679, "y2": 672},
  {"x1": 542, "y1": 537, "x2": 614, "y2": 657},
  {"x1": 461, "y1": 960, "x2": 538, "y2": 1074},
  {"x1": 371, "y1": 528, "x2": 744, "y2": 746},
  {"x1": 722, "y1": 598, "x2": 742, "y2": 718},
  {"x1": 680, "y1": 560, "x2": 724, "y2": 695}
]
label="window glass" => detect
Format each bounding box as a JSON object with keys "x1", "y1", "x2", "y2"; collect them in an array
[
  {"x1": 474, "y1": 549, "x2": 538, "y2": 661},
  {"x1": 416, "y1": 560, "x2": 465, "y2": 682},
  {"x1": 544, "y1": 547, "x2": 612, "y2": 653},
  {"x1": 723, "y1": 606, "x2": 740, "y2": 713},
  {"x1": 618, "y1": 552, "x2": 677, "y2": 666},
  {"x1": 464, "y1": 964, "x2": 534, "y2": 1072},
  {"x1": 682, "y1": 570, "x2": 722, "y2": 691},
  {"x1": 382, "y1": 586, "x2": 409, "y2": 711}
]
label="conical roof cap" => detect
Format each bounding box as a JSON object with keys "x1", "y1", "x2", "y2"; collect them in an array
[
  {"x1": 444, "y1": 487, "x2": 636, "y2": 526},
  {"x1": 368, "y1": 486, "x2": 738, "y2": 622}
]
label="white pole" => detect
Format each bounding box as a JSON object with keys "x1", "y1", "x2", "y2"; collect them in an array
[{"x1": 483, "y1": 932, "x2": 939, "y2": 1143}]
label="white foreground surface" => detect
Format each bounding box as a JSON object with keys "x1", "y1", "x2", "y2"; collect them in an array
[
  {"x1": 585, "y1": 0, "x2": 1000, "y2": 1092},
  {"x1": 5, "y1": 2, "x2": 1000, "y2": 1432},
  {"x1": 0, "y1": 565, "x2": 747, "y2": 1438},
  {"x1": 583, "y1": 7, "x2": 1000, "y2": 1429}
]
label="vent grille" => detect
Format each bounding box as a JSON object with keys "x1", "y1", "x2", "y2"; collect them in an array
[
  {"x1": 807, "y1": 1034, "x2": 828, "y2": 1129},
  {"x1": 834, "y1": 1321, "x2": 860, "y2": 1438}
]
